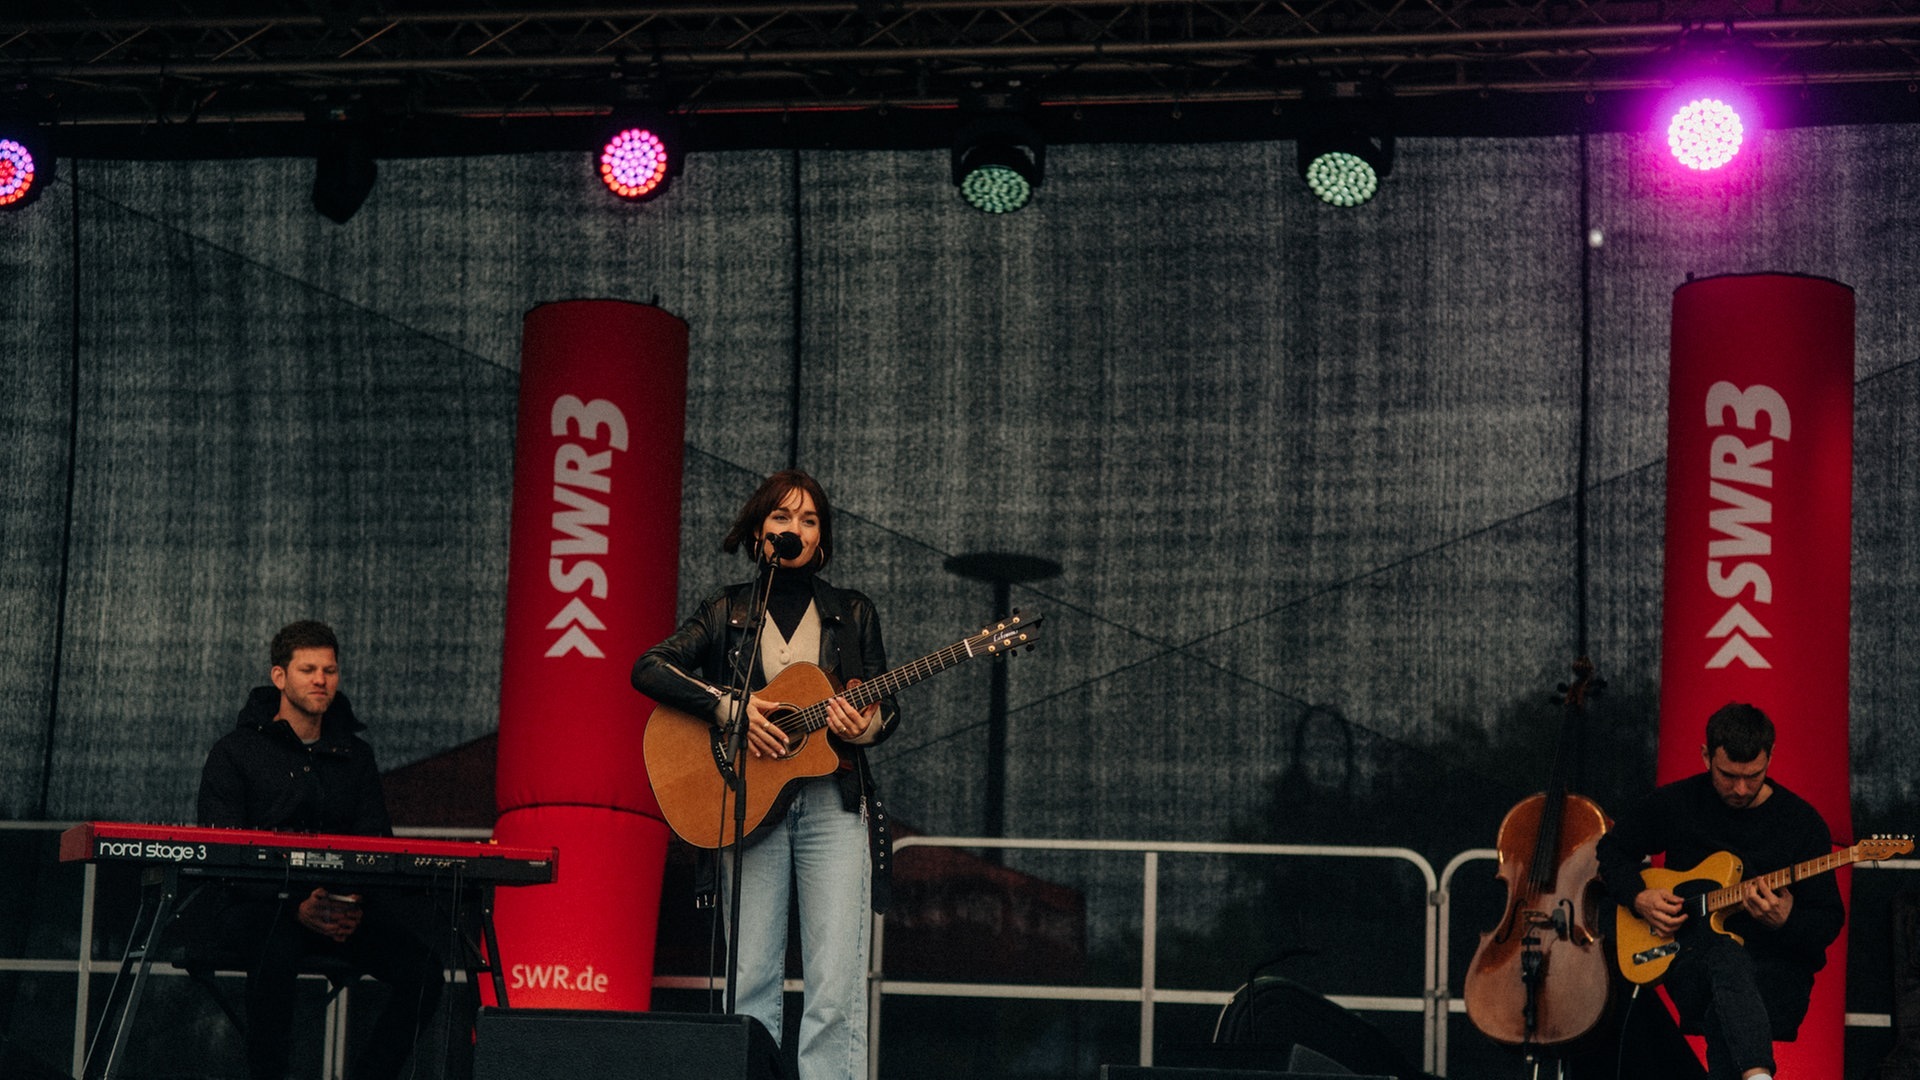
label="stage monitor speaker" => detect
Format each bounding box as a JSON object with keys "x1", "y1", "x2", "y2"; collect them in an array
[
  {"x1": 1105, "y1": 1060, "x2": 1390, "y2": 1068},
  {"x1": 474, "y1": 1006, "x2": 783, "y2": 1080},
  {"x1": 1212, "y1": 974, "x2": 1423, "y2": 1079}
]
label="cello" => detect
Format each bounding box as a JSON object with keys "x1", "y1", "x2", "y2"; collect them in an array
[{"x1": 1463, "y1": 658, "x2": 1612, "y2": 1052}]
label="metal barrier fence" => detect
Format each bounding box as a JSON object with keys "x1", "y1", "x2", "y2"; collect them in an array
[
  {"x1": 872, "y1": 836, "x2": 1440, "y2": 1079},
  {"x1": 4, "y1": 821, "x2": 1911, "y2": 1079}
]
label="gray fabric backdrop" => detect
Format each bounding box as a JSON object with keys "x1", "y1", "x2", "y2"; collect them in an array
[{"x1": 2, "y1": 129, "x2": 1916, "y2": 1006}]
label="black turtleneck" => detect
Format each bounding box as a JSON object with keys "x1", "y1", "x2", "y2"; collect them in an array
[{"x1": 765, "y1": 568, "x2": 817, "y2": 639}]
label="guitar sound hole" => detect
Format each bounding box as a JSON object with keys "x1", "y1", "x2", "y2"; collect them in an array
[{"x1": 769, "y1": 708, "x2": 809, "y2": 759}]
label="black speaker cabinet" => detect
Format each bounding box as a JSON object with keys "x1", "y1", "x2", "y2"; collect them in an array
[
  {"x1": 475, "y1": 1007, "x2": 783, "y2": 1080},
  {"x1": 1105, "y1": 1060, "x2": 1390, "y2": 1068}
]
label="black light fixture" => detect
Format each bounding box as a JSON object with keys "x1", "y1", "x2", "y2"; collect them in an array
[
  {"x1": 596, "y1": 110, "x2": 683, "y2": 203},
  {"x1": 1656, "y1": 27, "x2": 1761, "y2": 172},
  {"x1": 951, "y1": 87, "x2": 1044, "y2": 214},
  {"x1": 1295, "y1": 76, "x2": 1394, "y2": 207},
  {"x1": 1297, "y1": 131, "x2": 1394, "y2": 207},
  {"x1": 0, "y1": 126, "x2": 51, "y2": 211},
  {"x1": 309, "y1": 99, "x2": 377, "y2": 224}
]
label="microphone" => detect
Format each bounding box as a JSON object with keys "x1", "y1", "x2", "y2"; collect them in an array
[{"x1": 764, "y1": 532, "x2": 803, "y2": 561}]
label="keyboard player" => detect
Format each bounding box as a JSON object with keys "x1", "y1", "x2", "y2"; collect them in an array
[{"x1": 195, "y1": 620, "x2": 443, "y2": 1080}]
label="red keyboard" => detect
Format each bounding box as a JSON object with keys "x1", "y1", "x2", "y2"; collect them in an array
[{"x1": 60, "y1": 821, "x2": 557, "y2": 886}]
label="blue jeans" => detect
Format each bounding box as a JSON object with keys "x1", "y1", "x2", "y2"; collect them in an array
[{"x1": 723, "y1": 776, "x2": 872, "y2": 1080}]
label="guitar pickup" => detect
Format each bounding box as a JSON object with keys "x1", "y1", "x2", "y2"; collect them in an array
[{"x1": 1631, "y1": 942, "x2": 1680, "y2": 965}]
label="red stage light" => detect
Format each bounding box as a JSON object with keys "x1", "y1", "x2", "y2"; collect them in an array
[
  {"x1": 0, "y1": 138, "x2": 39, "y2": 208},
  {"x1": 599, "y1": 126, "x2": 673, "y2": 201}
]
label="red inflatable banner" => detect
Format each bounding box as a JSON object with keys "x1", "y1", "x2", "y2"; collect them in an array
[
  {"x1": 1659, "y1": 273, "x2": 1855, "y2": 1074},
  {"x1": 491, "y1": 300, "x2": 689, "y2": 1010}
]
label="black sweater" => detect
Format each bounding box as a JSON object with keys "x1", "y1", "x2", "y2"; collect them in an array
[{"x1": 1595, "y1": 772, "x2": 1844, "y2": 971}]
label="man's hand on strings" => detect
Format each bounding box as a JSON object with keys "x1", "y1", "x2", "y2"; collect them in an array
[{"x1": 1741, "y1": 878, "x2": 1793, "y2": 929}]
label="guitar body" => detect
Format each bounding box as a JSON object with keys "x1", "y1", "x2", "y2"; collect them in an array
[
  {"x1": 643, "y1": 662, "x2": 847, "y2": 850},
  {"x1": 1463, "y1": 792, "x2": 1614, "y2": 1046},
  {"x1": 1613, "y1": 850, "x2": 1744, "y2": 985},
  {"x1": 641, "y1": 608, "x2": 1045, "y2": 849}
]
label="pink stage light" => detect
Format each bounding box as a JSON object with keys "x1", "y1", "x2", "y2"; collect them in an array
[
  {"x1": 1667, "y1": 94, "x2": 1745, "y2": 170},
  {"x1": 598, "y1": 126, "x2": 673, "y2": 201},
  {"x1": 0, "y1": 138, "x2": 38, "y2": 208}
]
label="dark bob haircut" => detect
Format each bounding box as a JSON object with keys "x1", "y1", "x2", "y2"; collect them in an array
[{"x1": 722, "y1": 469, "x2": 834, "y2": 571}]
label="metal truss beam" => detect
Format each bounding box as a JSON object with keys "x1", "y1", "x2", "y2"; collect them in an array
[{"x1": 6, "y1": 2, "x2": 1920, "y2": 152}]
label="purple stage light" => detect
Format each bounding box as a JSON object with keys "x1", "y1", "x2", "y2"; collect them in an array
[
  {"x1": 599, "y1": 126, "x2": 673, "y2": 201},
  {"x1": 1667, "y1": 95, "x2": 1745, "y2": 171},
  {"x1": 0, "y1": 138, "x2": 38, "y2": 207}
]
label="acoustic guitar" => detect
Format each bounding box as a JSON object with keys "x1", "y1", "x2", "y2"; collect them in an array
[
  {"x1": 1614, "y1": 834, "x2": 1912, "y2": 984},
  {"x1": 643, "y1": 609, "x2": 1042, "y2": 848}
]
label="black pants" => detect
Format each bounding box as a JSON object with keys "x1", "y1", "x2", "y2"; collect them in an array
[
  {"x1": 1662, "y1": 934, "x2": 1812, "y2": 1080},
  {"x1": 1570, "y1": 940, "x2": 1811, "y2": 1080},
  {"x1": 212, "y1": 897, "x2": 444, "y2": 1080}
]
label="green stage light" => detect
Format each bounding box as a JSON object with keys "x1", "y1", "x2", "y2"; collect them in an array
[{"x1": 1298, "y1": 133, "x2": 1393, "y2": 207}]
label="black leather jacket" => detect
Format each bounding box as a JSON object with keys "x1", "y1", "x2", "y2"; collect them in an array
[
  {"x1": 631, "y1": 572, "x2": 900, "y2": 910},
  {"x1": 632, "y1": 573, "x2": 901, "y2": 751}
]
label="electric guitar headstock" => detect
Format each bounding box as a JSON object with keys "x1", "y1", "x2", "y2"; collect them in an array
[{"x1": 1855, "y1": 834, "x2": 1916, "y2": 862}]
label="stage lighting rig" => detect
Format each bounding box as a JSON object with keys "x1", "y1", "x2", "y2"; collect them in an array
[
  {"x1": 952, "y1": 87, "x2": 1044, "y2": 214},
  {"x1": 597, "y1": 109, "x2": 682, "y2": 203},
  {"x1": 1656, "y1": 27, "x2": 1761, "y2": 172},
  {"x1": 0, "y1": 129, "x2": 51, "y2": 211},
  {"x1": 1665, "y1": 91, "x2": 1747, "y2": 171},
  {"x1": 1294, "y1": 77, "x2": 1394, "y2": 207},
  {"x1": 308, "y1": 99, "x2": 378, "y2": 224},
  {"x1": 1298, "y1": 131, "x2": 1394, "y2": 207}
]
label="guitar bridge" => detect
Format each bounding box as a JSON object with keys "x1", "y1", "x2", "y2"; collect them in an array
[{"x1": 709, "y1": 729, "x2": 741, "y2": 790}]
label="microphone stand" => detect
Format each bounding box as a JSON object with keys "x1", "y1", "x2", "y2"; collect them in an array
[{"x1": 719, "y1": 540, "x2": 785, "y2": 1018}]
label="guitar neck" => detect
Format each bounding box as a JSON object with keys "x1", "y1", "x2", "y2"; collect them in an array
[
  {"x1": 790, "y1": 633, "x2": 991, "y2": 733},
  {"x1": 1703, "y1": 844, "x2": 1863, "y2": 914}
]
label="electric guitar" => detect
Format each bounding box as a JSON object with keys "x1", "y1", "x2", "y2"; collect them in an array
[
  {"x1": 1614, "y1": 834, "x2": 1912, "y2": 985},
  {"x1": 642, "y1": 610, "x2": 1042, "y2": 848}
]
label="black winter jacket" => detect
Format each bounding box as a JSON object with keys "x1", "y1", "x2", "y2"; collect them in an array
[{"x1": 198, "y1": 685, "x2": 392, "y2": 837}]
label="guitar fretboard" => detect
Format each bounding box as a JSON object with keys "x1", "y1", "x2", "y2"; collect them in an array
[
  {"x1": 775, "y1": 616, "x2": 1035, "y2": 735},
  {"x1": 1702, "y1": 844, "x2": 1865, "y2": 913}
]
